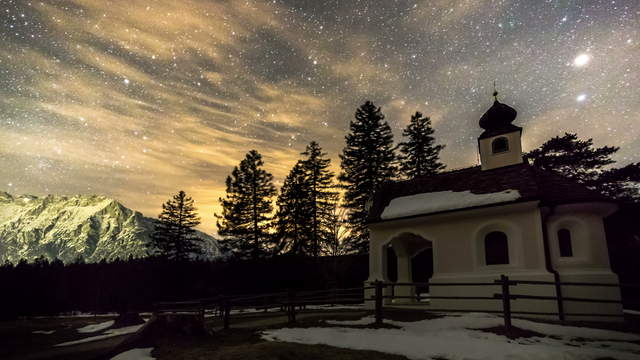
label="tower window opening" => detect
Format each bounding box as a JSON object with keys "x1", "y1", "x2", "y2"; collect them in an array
[{"x1": 492, "y1": 137, "x2": 509, "y2": 154}]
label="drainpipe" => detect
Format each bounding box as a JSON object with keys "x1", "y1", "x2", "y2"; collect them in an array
[{"x1": 540, "y1": 205, "x2": 565, "y2": 321}]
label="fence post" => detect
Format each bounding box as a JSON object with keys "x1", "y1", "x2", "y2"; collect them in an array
[
  {"x1": 500, "y1": 275, "x2": 512, "y2": 331},
  {"x1": 554, "y1": 277, "x2": 565, "y2": 322},
  {"x1": 287, "y1": 289, "x2": 296, "y2": 323},
  {"x1": 223, "y1": 298, "x2": 230, "y2": 330},
  {"x1": 374, "y1": 281, "x2": 383, "y2": 325},
  {"x1": 331, "y1": 288, "x2": 336, "y2": 307}
]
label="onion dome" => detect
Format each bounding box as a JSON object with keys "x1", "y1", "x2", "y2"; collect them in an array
[{"x1": 479, "y1": 100, "x2": 517, "y2": 130}]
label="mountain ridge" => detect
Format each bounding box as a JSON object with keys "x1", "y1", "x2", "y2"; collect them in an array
[{"x1": 0, "y1": 192, "x2": 220, "y2": 263}]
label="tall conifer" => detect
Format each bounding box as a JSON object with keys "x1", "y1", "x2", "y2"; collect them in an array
[
  {"x1": 301, "y1": 141, "x2": 337, "y2": 257},
  {"x1": 216, "y1": 150, "x2": 276, "y2": 259},
  {"x1": 398, "y1": 112, "x2": 445, "y2": 178},
  {"x1": 273, "y1": 161, "x2": 313, "y2": 255},
  {"x1": 150, "y1": 190, "x2": 202, "y2": 261},
  {"x1": 339, "y1": 101, "x2": 397, "y2": 253}
]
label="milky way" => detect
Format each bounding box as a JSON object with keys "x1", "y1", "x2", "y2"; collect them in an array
[{"x1": 1, "y1": 0, "x2": 638, "y2": 233}]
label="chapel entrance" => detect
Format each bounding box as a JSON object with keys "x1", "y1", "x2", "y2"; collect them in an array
[{"x1": 386, "y1": 232, "x2": 433, "y2": 304}]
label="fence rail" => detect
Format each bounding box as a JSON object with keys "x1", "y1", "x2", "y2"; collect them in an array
[
  {"x1": 371, "y1": 275, "x2": 639, "y2": 330},
  {"x1": 153, "y1": 275, "x2": 639, "y2": 331}
]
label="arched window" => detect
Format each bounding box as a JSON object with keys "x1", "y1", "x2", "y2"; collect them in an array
[
  {"x1": 558, "y1": 228, "x2": 573, "y2": 257},
  {"x1": 485, "y1": 231, "x2": 509, "y2": 265},
  {"x1": 492, "y1": 137, "x2": 509, "y2": 154}
]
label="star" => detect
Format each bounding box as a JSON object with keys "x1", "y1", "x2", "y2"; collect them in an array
[
  {"x1": 0, "y1": 0, "x2": 637, "y2": 234},
  {"x1": 573, "y1": 54, "x2": 591, "y2": 67}
]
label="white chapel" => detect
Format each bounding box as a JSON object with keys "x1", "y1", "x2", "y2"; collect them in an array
[{"x1": 365, "y1": 96, "x2": 622, "y2": 321}]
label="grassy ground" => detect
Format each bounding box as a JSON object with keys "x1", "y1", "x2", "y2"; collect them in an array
[
  {"x1": 0, "y1": 315, "x2": 118, "y2": 359},
  {"x1": 4, "y1": 309, "x2": 640, "y2": 360},
  {"x1": 142, "y1": 328, "x2": 409, "y2": 360},
  {"x1": 134, "y1": 310, "x2": 413, "y2": 360}
]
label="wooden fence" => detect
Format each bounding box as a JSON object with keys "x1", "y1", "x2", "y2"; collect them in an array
[
  {"x1": 153, "y1": 275, "x2": 640, "y2": 331},
  {"x1": 372, "y1": 275, "x2": 640, "y2": 330},
  {"x1": 154, "y1": 286, "x2": 366, "y2": 329}
]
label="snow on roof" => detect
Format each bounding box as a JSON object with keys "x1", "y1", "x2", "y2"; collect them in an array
[{"x1": 380, "y1": 189, "x2": 521, "y2": 220}]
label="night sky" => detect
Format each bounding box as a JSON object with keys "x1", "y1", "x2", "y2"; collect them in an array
[{"x1": 1, "y1": 0, "x2": 638, "y2": 233}]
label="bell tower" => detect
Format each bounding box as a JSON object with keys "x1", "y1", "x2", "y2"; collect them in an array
[{"x1": 478, "y1": 91, "x2": 523, "y2": 171}]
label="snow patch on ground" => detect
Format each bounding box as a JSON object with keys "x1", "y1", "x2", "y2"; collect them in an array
[
  {"x1": 55, "y1": 324, "x2": 144, "y2": 347},
  {"x1": 381, "y1": 189, "x2": 521, "y2": 220},
  {"x1": 264, "y1": 313, "x2": 640, "y2": 360},
  {"x1": 32, "y1": 330, "x2": 56, "y2": 334},
  {"x1": 110, "y1": 347, "x2": 155, "y2": 360},
  {"x1": 624, "y1": 309, "x2": 640, "y2": 315},
  {"x1": 77, "y1": 320, "x2": 115, "y2": 333}
]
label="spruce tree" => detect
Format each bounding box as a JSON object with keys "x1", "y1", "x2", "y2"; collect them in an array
[
  {"x1": 301, "y1": 141, "x2": 337, "y2": 257},
  {"x1": 339, "y1": 101, "x2": 397, "y2": 253},
  {"x1": 216, "y1": 150, "x2": 277, "y2": 259},
  {"x1": 273, "y1": 161, "x2": 313, "y2": 255},
  {"x1": 150, "y1": 190, "x2": 203, "y2": 261},
  {"x1": 398, "y1": 112, "x2": 445, "y2": 178}
]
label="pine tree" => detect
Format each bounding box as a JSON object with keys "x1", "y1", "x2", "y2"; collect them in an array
[
  {"x1": 273, "y1": 161, "x2": 313, "y2": 255},
  {"x1": 398, "y1": 111, "x2": 445, "y2": 178},
  {"x1": 598, "y1": 162, "x2": 640, "y2": 201},
  {"x1": 525, "y1": 133, "x2": 618, "y2": 185},
  {"x1": 150, "y1": 190, "x2": 203, "y2": 261},
  {"x1": 216, "y1": 150, "x2": 277, "y2": 259},
  {"x1": 301, "y1": 141, "x2": 337, "y2": 257},
  {"x1": 339, "y1": 101, "x2": 397, "y2": 253},
  {"x1": 526, "y1": 133, "x2": 640, "y2": 201}
]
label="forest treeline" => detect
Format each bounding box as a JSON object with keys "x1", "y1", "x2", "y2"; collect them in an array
[
  {"x1": 0, "y1": 254, "x2": 369, "y2": 320},
  {"x1": 151, "y1": 100, "x2": 640, "y2": 261},
  {"x1": 149, "y1": 102, "x2": 449, "y2": 260}
]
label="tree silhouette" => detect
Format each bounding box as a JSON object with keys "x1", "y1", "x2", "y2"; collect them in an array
[
  {"x1": 324, "y1": 197, "x2": 351, "y2": 257},
  {"x1": 300, "y1": 141, "x2": 337, "y2": 257},
  {"x1": 150, "y1": 190, "x2": 202, "y2": 261},
  {"x1": 274, "y1": 161, "x2": 313, "y2": 255},
  {"x1": 339, "y1": 101, "x2": 397, "y2": 253},
  {"x1": 526, "y1": 133, "x2": 618, "y2": 185},
  {"x1": 216, "y1": 150, "x2": 277, "y2": 259},
  {"x1": 398, "y1": 111, "x2": 445, "y2": 178},
  {"x1": 526, "y1": 132, "x2": 640, "y2": 200}
]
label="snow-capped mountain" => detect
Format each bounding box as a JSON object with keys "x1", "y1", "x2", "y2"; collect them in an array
[{"x1": 0, "y1": 192, "x2": 220, "y2": 263}]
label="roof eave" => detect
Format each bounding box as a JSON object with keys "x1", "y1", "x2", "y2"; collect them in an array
[{"x1": 366, "y1": 197, "x2": 538, "y2": 225}]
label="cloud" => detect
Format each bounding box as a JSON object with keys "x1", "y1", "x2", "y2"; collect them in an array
[{"x1": 1, "y1": 0, "x2": 638, "y2": 233}]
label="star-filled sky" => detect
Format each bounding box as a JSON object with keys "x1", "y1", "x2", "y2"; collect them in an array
[{"x1": 1, "y1": 0, "x2": 638, "y2": 233}]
